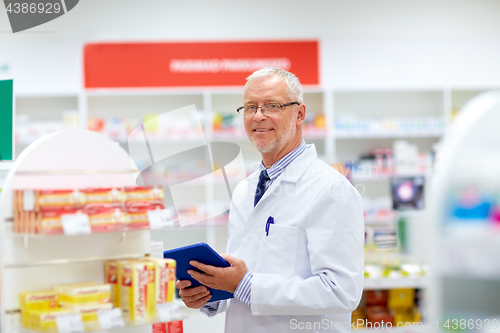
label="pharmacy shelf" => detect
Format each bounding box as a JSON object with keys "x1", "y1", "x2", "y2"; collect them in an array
[
  {"x1": 4, "y1": 214, "x2": 229, "y2": 241},
  {"x1": 335, "y1": 130, "x2": 444, "y2": 139},
  {"x1": 14, "y1": 88, "x2": 458, "y2": 163},
  {"x1": 10, "y1": 308, "x2": 185, "y2": 333},
  {"x1": 4, "y1": 253, "x2": 144, "y2": 269},
  {"x1": 18, "y1": 87, "x2": 500, "y2": 162},
  {"x1": 363, "y1": 277, "x2": 428, "y2": 290},
  {"x1": 364, "y1": 218, "x2": 395, "y2": 226},
  {"x1": 0, "y1": 131, "x2": 155, "y2": 333}
]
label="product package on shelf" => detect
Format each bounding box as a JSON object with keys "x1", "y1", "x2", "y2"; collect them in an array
[
  {"x1": 19, "y1": 290, "x2": 59, "y2": 328},
  {"x1": 339, "y1": 141, "x2": 435, "y2": 183},
  {"x1": 144, "y1": 258, "x2": 177, "y2": 304},
  {"x1": 123, "y1": 207, "x2": 155, "y2": 230},
  {"x1": 363, "y1": 245, "x2": 428, "y2": 279},
  {"x1": 20, "y1": 281, "x2": 112, "y2": 331},
  {"x1": 211, "y1": 112, "x2": 327, "y2": 139},
  {"x1": 119, "y1": 260, "x2": 156, "y2": 321},
  {"x1": 88, "y1": 112, "x2": 205, "y2": 143},
  {"x1": 107, "y1": 257, "x2": 177, "y2": 319},
  {"x1": 351, "y1": 288, "x2": 423, "y2": 329},
  {"x1": 29, "y1": 308, "x2": 74, "y2": 331},
  {"x1": 87, "y1": 208, "x2": 125, "y2": 233},
  {"x1": 105, "y1": 260, "x2": 126, "y2": 308},
  {"x1": 362, "y1": 196, "x2": 395, "y2": 224},
  {"x1": 336, "y1": 115, "x2": 445, "y2": 135},
  {"x1": 70, "y1": 303, "x2": 114, "y2": 322},
  {"x1": 19, "y1": 256, "x2": 178, "y2": 332},
  {"x1": 302, "y1": 113, "x2": 326, "y2": 138},
  {"x1": 122, "y1": 187, "x2": 164, "y2": 210},
  {"x1": 54, "y1": 282, "x2": 111, "y2": 306},
  {"x1": 55, "y1": 282, "x2": 113, "y2": 327},
  {"x1": 212, "y1": 112, "x2": 245, "y2": 138},
  {"x1": 12, "y1": 186, "x2": 165, "y2": 234}
]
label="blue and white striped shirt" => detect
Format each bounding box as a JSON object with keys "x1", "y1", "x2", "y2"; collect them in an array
[{"x1": 201, "y1": 140, "x2": 309, "y2": 316}]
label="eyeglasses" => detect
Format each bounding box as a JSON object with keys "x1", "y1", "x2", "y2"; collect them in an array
[{"x1": 236, "y1": 102, "x2": 300, "y2": 118}]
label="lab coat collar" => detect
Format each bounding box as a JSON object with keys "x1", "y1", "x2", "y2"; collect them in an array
[
  {"x1": 248, "y1": 143, "x2": 318, "y2": 183},
  {"x1": 250, "y1": 144, "x2": 318, "y2": 208},
  {"x1": 274, "y1": 143, "x2": 317, "y2": 184},
  {"x1": 242, "y1": 144, "x2": 318, "y2": 232}
]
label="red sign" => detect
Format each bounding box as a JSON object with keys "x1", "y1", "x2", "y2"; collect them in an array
[{"x1": 84, "y1": 41, "x2": 318, "y2": 88}]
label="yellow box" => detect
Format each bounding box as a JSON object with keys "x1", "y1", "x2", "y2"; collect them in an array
[
  {"x1": 167, "y1": 259, "x2": 176, "y2": 303},
  {"x1": 105, "y1": 260, "x2": 124, "y2": 308},
  {"x1": 144, "y1": 258, "x2": 176, "y2": 304},
  {"x1": 110, "y1": 260, "x2": 135, "y2": 307},
  {"x1": 65, "y1": 303, "x2": 113, "y2": 322},
  {"x1": 120, "y1": 260, "x2": 156, "y2": 321},
  {"x1": 19, "y1": 290, "x2": 59, "y2": 328},
  {"x1": 54, "y1": 282, "x2": 111, "y2": 306},
  {"x1": 30, "y1": 308, "x2": 74, "y2": 331},
  {"x1": 393, "y1": 307, "x2": 422, "y2": 325},
  {"x1": 388, "y1": 288, "x2": 415, "y2": 310},
  {"x1": 393, "y1": 310, "x2": 413, "y2": 325}
]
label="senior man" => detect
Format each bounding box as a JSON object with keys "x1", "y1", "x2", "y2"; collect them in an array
[{"x1": 176, "y1": 67, "x2": 364, "y2": 332}]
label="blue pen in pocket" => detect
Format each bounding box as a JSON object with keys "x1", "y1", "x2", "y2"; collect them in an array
[{"x1": 265, "y1": 216, "x2": 274, "y2": 236}]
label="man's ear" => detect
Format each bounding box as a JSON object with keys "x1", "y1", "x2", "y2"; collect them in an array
[{"x1": 296, "y1": 103, "x2": 306, "y2": 125}]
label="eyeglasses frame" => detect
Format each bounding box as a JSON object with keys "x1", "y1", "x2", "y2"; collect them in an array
[{"x1": 236, "y1": 102, "x2": 300, "y2": 117}]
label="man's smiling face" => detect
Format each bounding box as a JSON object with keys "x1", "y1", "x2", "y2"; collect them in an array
[{"x1": 243, "y1": 76, "x2": 298, "y2": 154}]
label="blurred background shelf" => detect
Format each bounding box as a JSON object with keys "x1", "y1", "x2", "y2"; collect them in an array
[
  {"x1": 335, "y1": 131, "x2": 444, "y2": 139},
  {"x1": 363, "y1": 277, "x2": 428, "y2": 290}
]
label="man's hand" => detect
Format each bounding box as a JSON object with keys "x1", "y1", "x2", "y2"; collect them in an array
[
  {"x1": 188, "y1": 254, "x2": 248, "y2": 293},
  {"x1": 175, "y1": 280, "x2": 212, "y2": 309}
]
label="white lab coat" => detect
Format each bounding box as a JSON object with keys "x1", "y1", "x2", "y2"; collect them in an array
[{"x1": 216, "y1": 145, "x2": 364, "y2": 333}]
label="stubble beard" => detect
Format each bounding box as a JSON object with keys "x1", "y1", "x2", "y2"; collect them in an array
[{"x1": 250, "y1": 117, "x2": 297, "y2": 154}]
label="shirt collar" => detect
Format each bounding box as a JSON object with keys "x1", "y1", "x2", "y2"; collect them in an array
[{"x1": 259, "y1": 140, "x2": 308, "y2": 181}]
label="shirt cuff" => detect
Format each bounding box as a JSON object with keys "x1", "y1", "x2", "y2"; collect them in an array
[
  {"x1": 233, "y1": 270, "x2": 253, "y2": 306},
  {"x1": 200, "y1": 300, "x2": 221, "y2": 317}
]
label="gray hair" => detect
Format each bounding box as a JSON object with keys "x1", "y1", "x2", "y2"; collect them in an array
[{"x1": 244, "y1": 67, "x2": 303, "y2": 104}]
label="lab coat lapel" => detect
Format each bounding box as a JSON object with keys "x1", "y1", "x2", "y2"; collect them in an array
[{"x1": 243, "y1": 144, "x2": 318, "y2": 232}]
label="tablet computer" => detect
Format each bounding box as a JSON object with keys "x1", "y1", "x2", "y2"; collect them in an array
[{"x1": 163, "y1": 242, "x2": 234, "y2": 302}]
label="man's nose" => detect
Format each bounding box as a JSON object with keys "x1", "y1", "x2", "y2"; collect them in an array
[{"x1": 253, "y1": 107, "x2": 267, "y2": 121}]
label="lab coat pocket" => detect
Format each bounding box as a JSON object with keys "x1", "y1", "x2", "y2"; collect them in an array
[{"x1": 257, "y1": 224, "x2": 298, "y2": 278}]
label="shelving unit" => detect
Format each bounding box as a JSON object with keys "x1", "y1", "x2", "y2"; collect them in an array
[
  {"x1": 14, "y1": 94, "x2": 80, "y2": 158},
  {"x1": 428, "y1": 91, "x2": 500, "y2": 326},
  {"x1": 363, "y1": 277, "x2": 428, "y2": 291},
  {"x1": 10, "y1": 86, "x2": 500, "y2": 281},
  {"x1": 333, "y1": 89, "x2": 445, "y2": 161},
  {"x1": 0, "y1": 131, "x2": 181, "y2": 333},
  {"x1": 15, "y1": 87, "x2": 499, "y2": 164}
]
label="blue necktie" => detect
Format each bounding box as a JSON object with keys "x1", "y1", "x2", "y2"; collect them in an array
[{"x1": 254, "y1": 169, "x2": 270, "y2": 207}]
